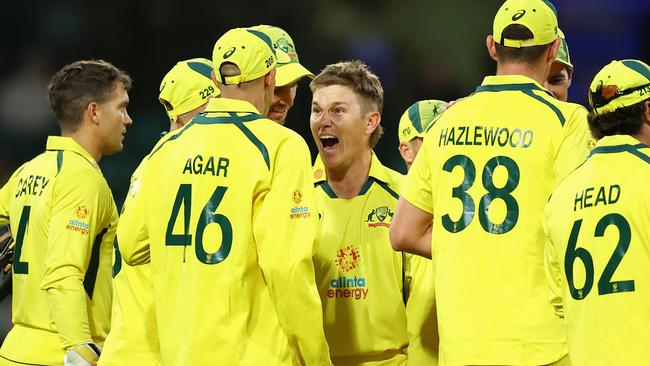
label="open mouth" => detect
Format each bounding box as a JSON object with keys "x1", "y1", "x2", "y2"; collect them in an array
[
  {"x1": 271, "y1": 107, "x2": 287, "y2": 115},
  {"x1": 320, "y1": 135, "x2": 339, "y2": 152}
]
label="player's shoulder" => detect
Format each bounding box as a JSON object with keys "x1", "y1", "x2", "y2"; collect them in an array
[
  {"x1": 382, "y1": 164, "x2": 405, "y2": 187},
  {"x1": 530, "y1": 90, "x2": 589, "y2": 126},
  {"x1": 250, "y1": 118, "x2": 310, "y2": 152},
  {"x1": 369, "y1": 154, "x2": 404, "y2": 197},
  {"x1": 56, "y1": 151, "x2": 109, "y2": 192}
]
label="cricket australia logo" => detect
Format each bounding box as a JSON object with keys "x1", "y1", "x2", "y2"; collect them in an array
[
  {"x1": 364, "y1": 206, "x2": 393, "y2": 228},
  {"x1": 335, "y1": 245, "x2": 361, "y2": 272}
]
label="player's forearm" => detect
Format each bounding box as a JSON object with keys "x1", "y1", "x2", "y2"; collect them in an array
[
  {"x1": 263, "y1": 258, "x2": 331, "y2": 365},
  {"x1": 390, "y1": 198, "x2": 434, "y2": 258},
  {"x1": 391, "y1": 224, "x2": 432, "y2": 258},
  {"x1": 45, "y1": 278, "x2": 93, "y2": 349}
]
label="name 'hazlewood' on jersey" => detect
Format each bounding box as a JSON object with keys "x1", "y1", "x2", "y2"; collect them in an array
[{"x1": 438, "y1": 126, "x2": 534, "y2": 148}]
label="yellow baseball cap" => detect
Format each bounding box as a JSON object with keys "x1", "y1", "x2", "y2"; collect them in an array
[
  {"x1": 588, "y1": 59, "x2": 650, "y2": 115},
  {"x1": 398, "y1": 100, "x2": 448, "y2": 144},
  {"x1": 493, "y1": 0, "x2": 559, "y2": 48},
  {"x1": 555, "y1": 29, "x2": 572, "y2": 70},
  {"x1": 212, "y1": 27, "x2": 290, "y2": 85},
  {"x1": 250, "y1": 25, "x2": 314, "y2": 87},
  {"x1": 159, "y1": 58, "x2": 219, "y2": 122}
]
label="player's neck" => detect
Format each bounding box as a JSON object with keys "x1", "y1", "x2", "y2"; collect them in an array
[
  {"x1": 61, "y1": 129, "x2": 102, "y2": 162},
  {"x1": 326, "y1": 150, "x2": 372, "y2": 199},
  {"x1": 496, "y1": 61, "x2": 549, "y2": 86},
  {"x1": 632, "y1": 121, "x2": 650, "y2": 146},
  {"x1": 221, "y1": 88, "x2": 267, "y2": 116}
]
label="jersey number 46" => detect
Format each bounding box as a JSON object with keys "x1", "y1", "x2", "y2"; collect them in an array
[{"x1": 165, "y1": 184, "x2": 233, "y2": 265}]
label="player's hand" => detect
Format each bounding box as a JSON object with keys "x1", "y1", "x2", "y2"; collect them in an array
[
  {"x1": 64, "y1": 343, "x2": 101, "y2": 366},
  {"x1": 0, "y1": 226, "x2": 14, "y2": 274},
  {"x1": 446, "y1": 97, "x2": 466, "y2": 109}
]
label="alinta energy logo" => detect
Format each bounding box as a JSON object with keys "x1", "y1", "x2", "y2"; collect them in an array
[
  {"x1": 328, "y1": 245, "x2": 368, "y2": 300},
  {"x1": 66, "y1": 205, "x2": 90, "y2": 235},
  {"x1": 364, "y1": 205, "x2": 393, "y2": 228},
  {"x1": 290, "y1": 190, "x2": 310, "y2": 219}
]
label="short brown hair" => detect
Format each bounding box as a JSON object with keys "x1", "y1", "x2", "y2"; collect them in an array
[
  {"x1": 495, "y1": 24, "x2": 552, "y2": 64},
  {"x1": 47, "y1": 60, "x2": 132, "y2": 132},
  {"x1": 310, "y1": 60, "x2": 384, "y2": 148},
  {"x1": 588, "y1": 100, "x2": 648, "y2": 140}
]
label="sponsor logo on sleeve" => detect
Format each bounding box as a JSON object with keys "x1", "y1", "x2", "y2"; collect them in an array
[
  {"x1": 66, "y1": 205, "x2": 91, "y2": 235},
  {"x1": 66, "y1": 219, "x2": 90, "y2": 235},
  {"x1": 290, "y1": 190, "x2": 311, "y2": 219},
  {"x1": 75, "y1": 205, "x2": 90, "y2": 219}
]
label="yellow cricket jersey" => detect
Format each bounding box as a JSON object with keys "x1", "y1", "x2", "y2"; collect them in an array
[
  {"x1": 0, "y1": 136, "x2": 116, "y2": 365},
  {"x1": 117, "y1": 98, "x2": 330, "y2": 366},
  {"x1": 405, "y1": 255, "x2": 437, "y2": 366},
  {"x1": 99, "y1": 156, "x2": 161, "y2": 366},
  {"x1": 544, "y1": 135, "x2": 650, "y2": 365},
  {"x1": 402, "y1": 75, "x2": 592, "y2": 365},
  {"x1": 313, "y1": 152, "x2": 408, "y2": 365}
]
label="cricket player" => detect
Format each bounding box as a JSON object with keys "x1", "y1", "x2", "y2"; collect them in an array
[
  {"x1": 252, "y1": 25, "x2": 314, "y2": 125},
  {"x1": 310, "y1": 60, "x2": 408, "y2": 365},
  {"x1": 0, "y1": 60, "x2": 132, "y2": 365},
  {"x1": 117, "y1": 28, "x2": 331, "y2": 365},
  {"x1": 544, "y1": 29, "x2": 573, "y2": 102},
  {"x1": 544, "y1": 59, "x2": 650, "y2": 365},
  {"x1": 397, "y1": 100, "x2": 447, "y2": 366},
  {"x1": 99, "y1": 58, "x2": 217, "y2": 366},
  {"x1": 390, "y1": 0, "x2": 592, "y2": 364}
]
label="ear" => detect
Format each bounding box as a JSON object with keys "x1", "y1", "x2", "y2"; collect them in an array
[
  {"x1": 547, "y1": 38, "x2": 561, "y2": 63},
  {"x1": 264, "y1": 69, "x2": 276, "y2": 89},
  {"x1": 644, "y1": 100, "x2": 650, "y2": 123},
  {"x1": 398, "y1": 142, "x2": 413, "y2": 165},
  {"x1": 86, "y1": 101, "x2": 100, "y2": 126},
  {"x1": 365, "y1": 111, "x2": 381, "y2": 136},
  {"x1": 486, "y1": 35, "x2": 498, "y2": 62}
]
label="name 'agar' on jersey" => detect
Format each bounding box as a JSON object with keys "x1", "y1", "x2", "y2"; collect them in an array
[{"x1": 182, "y1": 155, "x2": 230, "y2": 177}]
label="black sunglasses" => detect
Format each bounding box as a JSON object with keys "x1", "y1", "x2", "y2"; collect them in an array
[{"x1": 589, "y1": 82, "x2": 650, "y2": 109}]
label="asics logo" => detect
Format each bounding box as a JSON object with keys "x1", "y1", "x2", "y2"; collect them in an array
[
  {"x1": 223, "y1": 47, "x2": 236, "y2": 59},
  {"x1": 512, "y1": 9, "x2": 526, "y2": 21}
]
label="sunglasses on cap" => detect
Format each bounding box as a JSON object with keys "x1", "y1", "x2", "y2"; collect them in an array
[{"x1": 589, "y1": 82, "x2": 650, "y2": 109}]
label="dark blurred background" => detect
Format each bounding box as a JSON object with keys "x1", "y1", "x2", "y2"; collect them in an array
[{"x1": 0, "y1": 0, "x2": 648, "y2": 341}]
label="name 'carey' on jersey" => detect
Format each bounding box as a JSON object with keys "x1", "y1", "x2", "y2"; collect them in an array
[
  {"x1": 438, "y1": 126, "x2": 533, "y2": 148},
  {"x1": 182, "y1": 155, "x2": 230, "y2": 177}
]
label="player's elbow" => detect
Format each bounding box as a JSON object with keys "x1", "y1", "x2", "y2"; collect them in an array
[
  {"x1": 120, "y1": 243, "x2": 150, "y2": 266},
  {"x1": 389, "y1": 218, "x2": 409, "y2": 252}
]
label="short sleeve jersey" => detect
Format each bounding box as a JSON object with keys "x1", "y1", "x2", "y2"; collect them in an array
[
  {"x1": 313, "y1": 152, "x2": 408, "y2": 363},
  {"x1": 0, "y1": 136, "x2": 116, "y2": 365},
  {"x1": 402, "y1": 75, "x2": 592, "y2": 365},
  {"x1": 544, "y1": 135, "x2": 650, "y2": 365}
]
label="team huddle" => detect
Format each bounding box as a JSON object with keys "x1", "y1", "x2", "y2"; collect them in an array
[{"x1": 1, "y1": 0, "x2": 649, "y2": 365}]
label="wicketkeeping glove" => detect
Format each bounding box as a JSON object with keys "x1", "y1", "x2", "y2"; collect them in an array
[{"x1": 0, "y1": 226, "x2": 14, "y2": 274}]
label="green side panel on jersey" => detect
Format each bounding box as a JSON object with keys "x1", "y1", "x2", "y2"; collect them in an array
[
  {"x1": 85, "y1": 227, "x2": 108, "y2": 299},
  {"x1": 56, "y1": 150, "x2": 63, "y2": 175},
  {"x1": 521, "y1": 90, "x2": 566, "y2": 126}
]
